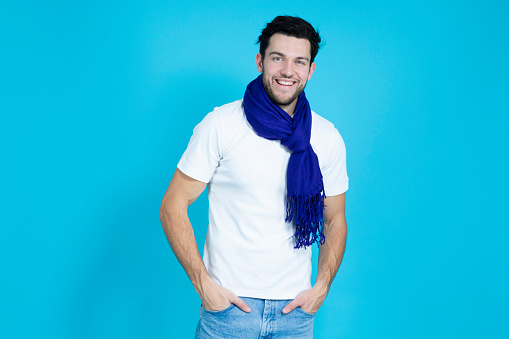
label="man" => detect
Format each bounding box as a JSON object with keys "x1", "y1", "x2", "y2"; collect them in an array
[{"x1": 160, "y1": 16, "x2": 348, "y2": 338}]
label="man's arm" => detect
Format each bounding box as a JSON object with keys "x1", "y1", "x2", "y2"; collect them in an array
[
  {"x1": 283, "y1": 193, "x2": 347, "y2": 314},
  {"x1": 160, "y1": 168, "x2": 251, "y2": 312}
]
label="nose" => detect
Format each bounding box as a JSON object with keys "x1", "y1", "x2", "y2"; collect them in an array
[{"x1": 280, "y1": 61, "x2": 295, "y2": 78}]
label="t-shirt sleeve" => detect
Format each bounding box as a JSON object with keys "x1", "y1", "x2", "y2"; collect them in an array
[
  {"x1": 177, "y1": 110, "x2": 223, "y2": 183},
  {"x1": 322, "y1": 128, "x2": 349, "y2": 196}
]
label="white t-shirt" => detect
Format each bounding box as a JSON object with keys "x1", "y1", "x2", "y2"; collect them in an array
[{"x1": 177, "y1": 99, "x2": 348, "y2": 299}]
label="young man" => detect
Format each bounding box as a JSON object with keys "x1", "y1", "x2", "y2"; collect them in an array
[{"x1": 160, "y1": 16, "x2": 348, "y2": 338}]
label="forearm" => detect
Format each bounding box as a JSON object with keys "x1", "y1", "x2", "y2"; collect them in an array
[
  {"x1": 315, "y1": 210, "x2": 347, "y2": 293},
  {"x1": 160, "y1": 200, "x2": 212, "y2": 296},
  {"x1": 160, "y1": 199, "x2": 250, "y2": 312},
  {"x1": 159, "y1": 169, "x2": 250, "y2": 312}
]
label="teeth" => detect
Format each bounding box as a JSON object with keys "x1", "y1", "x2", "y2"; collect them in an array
[{"x1": 277, "y1": 80, "x2": 294, "y2": 86}]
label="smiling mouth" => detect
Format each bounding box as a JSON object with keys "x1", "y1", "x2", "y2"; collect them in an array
[{"x1": 275, "y1": 79, "x2": 296, "y2": 87}]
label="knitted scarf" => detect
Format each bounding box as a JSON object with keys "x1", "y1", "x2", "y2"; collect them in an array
[{"x1": 243, "y1": 74, "x2": 325, "y2": 249}]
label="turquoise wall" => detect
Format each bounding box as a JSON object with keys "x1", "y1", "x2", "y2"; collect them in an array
[{"x1": 1, "y1": 0, "x2": 508, "y2": 337}]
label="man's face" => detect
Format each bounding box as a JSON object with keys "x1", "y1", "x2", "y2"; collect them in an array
[{"x1": 256, "y1": 33, "x2": 316, "y2": 114}]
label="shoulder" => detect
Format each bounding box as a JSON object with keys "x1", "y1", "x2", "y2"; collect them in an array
[
  {"x1": 209, "y1": 99, "x2": 250, "y2": 134},
  {"x1": 210, "y1": 99, "x2": 244, "y2": 120},
  {"x1": 311, "y1": 111, "x2": 344, "y2": 144},
  {"x1": 311, "y1": 111, "x2": 349, "y2": 194},
  {"x1": 192, "y1": 99, "x2": 248, "y2": 153},
  {"x1": 311, "y1": 110, "x2": 335, "y2": 129},
  {"x1": 194, "y1": 99, "x2": 244, "y2": 131}
]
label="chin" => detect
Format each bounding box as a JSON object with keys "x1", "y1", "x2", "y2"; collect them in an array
[
  {"x1": 276, "y1": 98, "x2": 296, "y2": 107},
  {"x1": 275, "y1": 90, "x2": 301, "y2": 106}
]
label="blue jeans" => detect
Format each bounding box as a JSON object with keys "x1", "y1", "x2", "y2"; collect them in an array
[{"x1": 195, "y1": 297, "x2": 315, "y2": 338}]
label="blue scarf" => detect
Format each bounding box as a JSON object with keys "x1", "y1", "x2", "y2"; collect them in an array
[{"x1": 243, "y1": 75, "x2": 325, "y2": 249}]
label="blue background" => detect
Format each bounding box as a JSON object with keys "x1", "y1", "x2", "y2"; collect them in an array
[{"x1": 1, "y1": 0, "x2": 508, "y2": 338}]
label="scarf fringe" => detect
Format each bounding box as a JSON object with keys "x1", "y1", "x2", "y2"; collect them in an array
[{"x1": 286, "y1": 191, "x2": 326, "y2": 249}]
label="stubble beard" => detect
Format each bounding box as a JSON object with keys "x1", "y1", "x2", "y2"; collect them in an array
[{"x1": 262, "y1": 73, "x2": 305, "y2": 107}]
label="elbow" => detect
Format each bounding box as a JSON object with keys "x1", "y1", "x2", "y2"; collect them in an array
[
  {"x1": 159, "y1": 196, "x2": 170, "y2": 228},
  {"x1": 325, "y1": 215, "x2": 347, "y2": 236},
  {"x1": 160, "y1": 195, "x2": 187, "y2": 229},
  {"x1": 159, "y1": 205, "x2": 165, "y2": 225}
]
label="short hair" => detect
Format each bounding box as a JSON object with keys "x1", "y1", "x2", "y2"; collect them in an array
[{"x1": 257, "y1": 16, "x2": 322, "y2": 63}]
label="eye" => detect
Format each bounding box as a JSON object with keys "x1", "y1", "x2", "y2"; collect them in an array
[
  {"x1": 297, "y1": 60, "x2": 306, "y2": 66},
  {"x1": 274, "y1": 56, "x2": 283, "y2": 61}
]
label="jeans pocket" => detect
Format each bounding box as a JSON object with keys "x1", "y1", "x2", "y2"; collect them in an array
[
  {"x1": 202, "y1": 304, "x2": 235, "y2": 315},
  {"x1": 293, "y1": 307, "x2": 316, "y2": 317}
]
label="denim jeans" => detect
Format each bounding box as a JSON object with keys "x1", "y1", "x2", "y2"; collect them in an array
[{"x1": 195, "y1": 297, "x2": 315, "y2": 338}]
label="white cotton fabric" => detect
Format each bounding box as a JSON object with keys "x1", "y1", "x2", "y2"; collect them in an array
[{"x1": 177, "y1": 99, "x2": 348, "y2": 299}]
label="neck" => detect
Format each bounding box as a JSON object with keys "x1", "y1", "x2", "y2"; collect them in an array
[{"x1": 279, "y1": 99, "x2": 298, "y2": 117}]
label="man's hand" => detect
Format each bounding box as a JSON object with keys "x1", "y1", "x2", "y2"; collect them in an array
[
  {"x1": 199, "y1": 276, "x2": 251, "y2": 313},
  {"x1": 282, "y1": 281, "x2": 328, "y2": 314}
]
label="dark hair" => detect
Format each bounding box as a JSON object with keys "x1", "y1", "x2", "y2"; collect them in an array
[{"x1": 257, "y1": 16, "x2": 321, "y2": 63}]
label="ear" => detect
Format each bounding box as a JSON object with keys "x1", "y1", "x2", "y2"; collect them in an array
[
  {"x1": 307, "y1": 62, "x2": 316, "y2": 80},
  {"x1": 256, "y1": 53, "x2": 263, "y2": 73}
]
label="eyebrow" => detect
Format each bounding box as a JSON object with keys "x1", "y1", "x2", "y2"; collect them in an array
[{"x1": 268, "y1": 51, "x2": 310, "y2": 62}]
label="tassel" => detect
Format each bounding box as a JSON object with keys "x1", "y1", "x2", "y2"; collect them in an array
[{"x1": 286, "y1": 191, "x2": 326, "y2": 249}]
